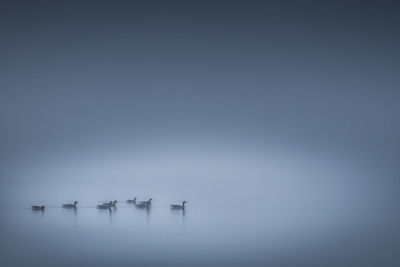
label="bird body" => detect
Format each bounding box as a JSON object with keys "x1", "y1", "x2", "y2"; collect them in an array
[
  {"x1": 32, "y1": 205, "x2": 45, "y2": 210},
  {"x1": 103, "y1": 200, "x2": 117, "y2": 207},
  {"x1": 170, "y1": 201, "x2": 187, "y2": 210},
  {"x1": 62, "y1": 201, "x2": 78, "y2": 208},
  {"x1": 135, "y1": 198, "x2": 152, "y2": 208},
  {"x1": 127, "y1": 197, "x2": 136, "y2": 204}
]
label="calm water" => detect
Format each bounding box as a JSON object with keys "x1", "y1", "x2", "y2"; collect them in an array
[
  {"x1": 1, "y1": 186, "x2": 397, "y2": 267},
  {"x1": 0, "y1": 143, "x2": 397, "y2": 266}
]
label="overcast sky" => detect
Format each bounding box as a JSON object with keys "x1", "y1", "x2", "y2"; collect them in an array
[{"x1": 0, "y1": 1, "x2": 399, "y2": 208}]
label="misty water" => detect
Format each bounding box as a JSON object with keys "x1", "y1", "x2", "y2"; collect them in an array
[{"x1": 1, "y1": 144, "x2": 398, "y2": 267}]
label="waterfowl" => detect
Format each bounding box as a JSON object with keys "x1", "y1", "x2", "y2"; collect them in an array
[
  {"x1": 127, "y1": 197, "x2": 136, "y2": 204},
  {"x1": 62, "y1": 201, "x2": 78, "y2": 208},
  {"x1": 170, "y1": 201, "x2": 187, "y2": 210},
  {"x1": 138, "y1": 198, "x2": 152, "y2": 206},
  {"x1": 103, "y1": 200, "x2": 118, "y2": 207},
  {"x1": 102, "y1": 201, "x2": 112, "y2": 206},
  {"x1": 32, "y1": 205, "x2": 45, "y2": 210},
  {"x1": 135, "y1": 198, "x2": 152, "y2": 208}
]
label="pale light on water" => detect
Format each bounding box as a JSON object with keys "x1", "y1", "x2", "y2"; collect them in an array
[{"x1": 1, "y1": 145, "x2": 397, "y2": 266}]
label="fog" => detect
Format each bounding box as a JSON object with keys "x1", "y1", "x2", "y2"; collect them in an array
[{"x1": 1, "y1": 1, "x2": 400, "y2": 266}]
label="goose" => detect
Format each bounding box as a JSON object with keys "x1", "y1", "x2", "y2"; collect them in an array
[
  {"x1": 32, "y1": 205, "x2": 45, "y2": 210},
  {"x1": 127, "y1": 197, "x2": 136, "y2": 204},
  {"x1": 170, "y1": 201, "x2": 187, "y2": 210},
  {"x1": 135, "y1": 198, "x2": 152, "y2": 208},
  {"x1": 103, "y1": 200, "x2": 118, "y2": 207},
  {"x1": 62, "y1": 201, "x2": 78, "y2": 208},
  {"x1": 138, "y1": 198, "x2": 152, "y2": 206}
]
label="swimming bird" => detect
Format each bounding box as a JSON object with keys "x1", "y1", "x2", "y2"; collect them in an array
[
  {"x1": 170, "y1": 201, "x2": 187, "y2": 210},
  {"x1": 62, "y1": 201, "x2": 78, "y2": 208},
  {"x1": 138, "y1": 198, "x2": 152, "y2": 206},
  {"x1": 135, "y1": 198, "x2": 152, "y2": 208},
  {"x1": 32, "y1": 205, "x2": 45, "y2": 210},
  {"x1": 103, "y1": 200, "x2": 118, "y2": 207},
  {"x1": 127, "y1": 197, "x2": 136, "y2": 204}
]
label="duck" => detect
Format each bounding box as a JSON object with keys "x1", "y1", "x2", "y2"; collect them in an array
[
  {"x1": 127, "y1": 197, "x2": 136, "y2": 204},
  {"x1": 170, "y1": 201, "x2": 187, "y2": 210},
  {"x1": 62, "y1": 201, "x2": 78, "y2": 208},
  {"x1": 135, "y1": 198, "x2": 152, "y2": 208},
  {"x1": 32, "y1": 205, "x2": 45, "y2": 210},
  {"x1": 103, "y1": 200, "x2": 118, "y2": 207}
]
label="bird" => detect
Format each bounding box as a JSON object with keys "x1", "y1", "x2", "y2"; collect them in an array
[
  {"x1": 170, "y1": 201, "x2": 187, "y2": 210},
  {"x1": 103, "y1": 200, "x2": 117, "y2": 207},
  {"x1": 32, "y1": 205, "x2": 45, "y2": 210},
  {"x1": 127, "y1": 197, "x2": 136, "y2": 204},
  {"x1": 62, "y1": 201, "x2": 78, "y2": 208},
  {"x1": 138, "y1": 198, "x2": 152, "y2": 206},
  {"x1": 135, "y1": 198, "x2": 152, "y2": 208}
]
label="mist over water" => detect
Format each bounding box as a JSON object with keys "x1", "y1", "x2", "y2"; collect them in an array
[
  {"x1": 1, "y1": 140, "x2": 398, "y2": 266},
  {"x1": 1, "y1": 1, "x2": 400, "y2": 266}
]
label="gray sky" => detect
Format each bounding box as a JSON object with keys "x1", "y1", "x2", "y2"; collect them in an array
[{"x1": 0, "y1": 0, "x2": 399, "y2": 209}]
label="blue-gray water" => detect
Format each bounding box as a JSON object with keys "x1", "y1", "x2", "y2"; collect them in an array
[{"x1": 1, "y1": 143, "x2": 399, "y2": 266}]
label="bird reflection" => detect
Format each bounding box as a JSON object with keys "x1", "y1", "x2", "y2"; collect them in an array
[
  {"x1": 146, "y1": 206, "x2": 151, "y2": 224},
  {"x1": 134, "y1": 205, "x2": 151, "y2": 224},
  {"x1": 109, "y1": 207, "x2": 116, "y2": 222},
  {"x1": 96, "y1": 206, "x2": 117, "y2": 223},
  {"x1": 171, "y1": 208, "x2": 186, "y2": 216},
  {"x1": 31, "y1": 209, "x2": 45, "y2": 216},
  {"x1": 171, "y1": 207, "x2": 186, "y2": 226},
  {"x1": 62, "y1": 206, "x2": 78, "y2": 216}
]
